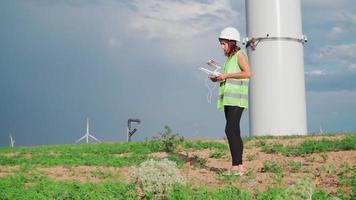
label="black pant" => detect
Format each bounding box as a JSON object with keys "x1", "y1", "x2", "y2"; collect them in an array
[{"x1": 224, "y1": 105, "x2": 244, "y2": 165}]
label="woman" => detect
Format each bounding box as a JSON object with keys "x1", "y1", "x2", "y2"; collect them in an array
[{"x1": 211, "y1": 27, "x2": 251, "y2": 175}]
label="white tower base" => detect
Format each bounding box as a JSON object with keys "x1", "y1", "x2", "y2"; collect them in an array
[{"x1": 246, "y1": 0, "x2": 307, "y2": 136}]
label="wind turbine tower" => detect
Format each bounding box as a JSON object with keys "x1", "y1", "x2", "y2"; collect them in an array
[
  {"x1": 245, "y1": 0, "x2": 308, "y2": 136},
  {"x1": 75, "y1": 118, "x2": 101, "y2": 144},
  {"x1": 9, "y1": 133, "x2": 15, "y2": 148}
]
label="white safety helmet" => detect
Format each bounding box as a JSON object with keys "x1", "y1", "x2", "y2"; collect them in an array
[{"x1": 219, "y1": 27, "x2": 241, "y2": 42}]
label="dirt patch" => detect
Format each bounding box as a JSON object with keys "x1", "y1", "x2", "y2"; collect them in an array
[
  {"x1": 180, "y1": 163, "x2": 223, "y2": 188},
  {"x1": 0, "y1": 165, "x2": 20, "y2": 177},
  {"x1": 149, "y1": 152, "x2": 169, "y2": 158},
  {"x1": 114, "y1": 152, "x2": 133, "y2": 158},
  {"x1": 24, "y1": 154, "x2": 32, "y2": 160},
  {"x1": 38, "y1": 166, "x2": 131, "y2": 183},
  {"x1": 0, "y1": 152, "x2": 20, "y2": 158},
  {"x1": 177, "y1": 135, "x2": 355, "y2": 196}
]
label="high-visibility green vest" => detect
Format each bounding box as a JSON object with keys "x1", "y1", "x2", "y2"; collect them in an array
[{"x1": 217, "y1": 50, "x2": 249, "y2": 110}]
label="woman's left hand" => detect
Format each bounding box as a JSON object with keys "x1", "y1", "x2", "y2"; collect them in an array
[{"x1": 216, "y1": 73, "x2": 228, "y2": 81}]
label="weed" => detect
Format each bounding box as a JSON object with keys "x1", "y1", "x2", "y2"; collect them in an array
[
  {"x1": 222, "y1": 173, "x2": 240, "y2": 183},
  {"x1": 285, "y1": 177, "x2": 315, "y2": 200},
  {"x1": 320, "y1": 152, "x2": 329, "y2": 162},
  {"x1": 209, "y1": 150, "x2": 226, "y2": 159},
  {"x1": 192, "y1": 155, "x2": 207, "y2": 169},
  {"x1": 273, "y1": 173, "x2": 285, "y2": 186},
  {"x1": 262, "y1": 143, "x2": 284, "y2": 154},
  {"x1": 255, "y1": 139, "x2": 267, "y2": 147},
  {"x1": 152, "y1": 125, "x2": 184, "y2": 153},
  {"x1": 339, "y1": 163, "x2": 351, "y2": 172},
  {"x1": 245, "y1": 168, "x2": 257, "y2": 181},
  {"x1": 326, "y1": 164, "x2": 337, "y2": 175},
  {"x1": 245, "y1": 153, "x2": 258, "y2": 161},
  {"x1": 261, "y1": 160, "x2": 283, "y2": 174},
  {"x1": 306, "y1": 155, "x2": 316, "y2": 163},
  {"x1": 302, "y1": 168, "x2": 311, "y2": 173},
  {"x1": 288, "y1": 160, "x2": 302, "y2": 173}
]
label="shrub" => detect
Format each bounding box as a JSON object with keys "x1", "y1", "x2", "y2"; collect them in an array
[
  {"x1": 153, "y1": 125, "x2": 184, "y2": 153},
  {"x1": 131, "y1": 159, "x2": 185, "y2": 199}
]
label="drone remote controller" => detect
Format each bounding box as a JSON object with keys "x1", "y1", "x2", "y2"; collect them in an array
[{"x1": 200, "y1": 67, "x2": 221, "y2": 77}]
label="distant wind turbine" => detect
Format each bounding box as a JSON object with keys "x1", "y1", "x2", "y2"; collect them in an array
[
  {"x1": 319, "y1": 125, "x2": 324, "y2": 134},
  {"x1": 9, "y1": 133, "x2": 15, "y2": 147},
  {"x1": 75, "y1": 118, "x2": 101, "y2": 144}
]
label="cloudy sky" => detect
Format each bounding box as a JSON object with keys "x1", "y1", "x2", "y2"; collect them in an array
[{"x1": 1, "y1": 0, "x2": 355, "y2": 147}]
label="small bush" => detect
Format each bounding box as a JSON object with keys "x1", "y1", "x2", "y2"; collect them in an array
[
  {"x1": 152, "y1": 125, "x2": 184, "y2": 153},
  {"x1": 131, "y1": 159, "x2": 185, "y2": 199}
]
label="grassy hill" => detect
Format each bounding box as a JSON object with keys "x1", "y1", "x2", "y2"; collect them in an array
[{"x1": 0, "y1": 131, "x2": 355, "y2": 200}]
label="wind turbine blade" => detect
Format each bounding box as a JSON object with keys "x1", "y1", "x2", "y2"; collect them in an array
[
  {"x1": 9, "y1": 133, "x2": 15, "y2": 147},
  {"x1": 86, "y1": 118, "x2": 90, "y2": 133},
  {"x1": 76, "y1": 135, "x2": 87, "y2": 143},
  {"x1": 89, "y1": 134, "x2": 101, "y2": 143}
]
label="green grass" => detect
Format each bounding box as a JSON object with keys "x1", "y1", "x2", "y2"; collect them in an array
[
  {"x1": 168, "y1": 185, "x2": 250, "y2": 200},
  {"x1": 182, "y1": 141, "x2": 228, "y2": 152},
  {"x1": 0, "y1": 173, "x2": 137, "y2": 200},
  {"x1": 0, "y1": 141, "x2": 165, "y2": 167},
  {"x1": 208, "y1": 150, "x2": 226, "y2": 159},
  {"x1": 0, "y1": 140, "x2": 227, "y2": 169},
  {"x1": 1, "y1": 174, "x2": 345, "y2": 200},
  {"x1": 260, "y1": 134, "x2": 356, "y2": 156},
  {"x1": 0, "y1": 133, "x2": 354, "y2": 199},
  {"x1": 166, "y1": 154, "x2": 185, "y2": 167}
]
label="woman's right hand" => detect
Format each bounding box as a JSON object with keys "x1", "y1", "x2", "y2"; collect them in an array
[{"x1": 209, "y1": 76, "x2": 218, "y2": 82}]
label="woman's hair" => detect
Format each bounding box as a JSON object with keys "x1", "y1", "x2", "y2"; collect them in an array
[{"x1": 219, "y1": 39, "x2": 240, "y2": 57}]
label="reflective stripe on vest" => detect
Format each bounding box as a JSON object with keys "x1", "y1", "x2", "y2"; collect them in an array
[
  {"x1": 220, "y1": 92, "x2": 248, "y2": 100},
  {"x1": 224, "y1": 79, "x2": 249, "y2": 86}
]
